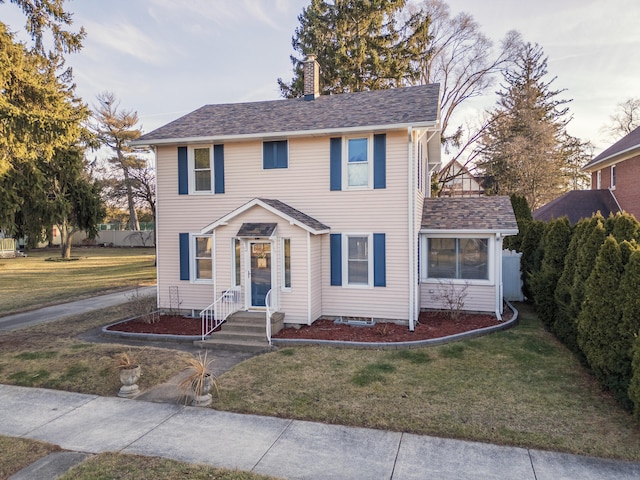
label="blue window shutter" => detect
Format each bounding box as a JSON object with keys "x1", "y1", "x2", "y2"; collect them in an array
[
  {"x1": 373, "y1": 134, "x2": 386, "y2": 189},
  {"x1": 373, "y1": 233, "x2": 386, "y2": 287},
  {"x1": 214, "y1": 144, "x2": 225, "y2": 194},
  {"x1": 330, "y1": 137, "x2": 342, "y2": 191},
  {"x1": 263, "y1": 140, "x2": 288, "y2": 169},
  {"x1": 179, "y1": 233, "x2": 190, "y2": 280},
  {"x1": 178, "y1": 146, "x2": 188, "y2": 195},
  {"x1": 330, "y1": 233, "x2": 342, "y2": 286}
]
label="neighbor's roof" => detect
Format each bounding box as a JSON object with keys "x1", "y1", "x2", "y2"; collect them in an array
[
  {"x1": 532, "y1": 189, "x2": 621, "y2": 224},
  {"x1": 136, "y1": 84, "x2": 440, "y2": 145},
  {"x1": 421, "y1": 196, "x2": 518, "y2": 232},
  {"x1": 583, "y1": 125, "x2": 640, "y2": 170}
]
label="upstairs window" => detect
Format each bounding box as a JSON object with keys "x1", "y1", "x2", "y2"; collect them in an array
[
  {"x1": 346, "y1": 137, "x2": 370, "y2": 187},
  {"x1": 611, "y1": 164, "x2": 617, "y2": 189},
  {"x1": 193, "y1": 147, "x2": 212, "y2": 192},
  {"x1": 263, "y1": 140, "x2": 288, "y2": 169}
]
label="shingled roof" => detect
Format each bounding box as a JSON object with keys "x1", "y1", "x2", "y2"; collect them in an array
[
  {"x1": 532, "y1": 189, "x2": 621, "y2": 224},
  {"x1": 421, "y1": 196, "x2": 518, "y2": 232},
  {"x1": 583, "y1": 125, "x2": 640, "y2": 170},
  {"x1": 136, "y1": 84, "x2": 440, "y2": 144}
]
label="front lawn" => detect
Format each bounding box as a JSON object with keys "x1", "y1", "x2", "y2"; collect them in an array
[
  {"x1": 213, "y1": 303, "x2": 640, "y2": 461},
  {"x1": 0, "y1": 247, "x2": 156, "y2": 315}
]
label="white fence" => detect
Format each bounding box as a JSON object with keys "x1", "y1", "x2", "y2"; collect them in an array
[{"x1": 502, "y1": 249, "x2": 524, "y2": 301}]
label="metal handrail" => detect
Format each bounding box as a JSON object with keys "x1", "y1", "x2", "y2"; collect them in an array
[
  {"x1": 200, "y1": 286, "x2": 241, "y2": 340},
  {"x1": 265, "y1": 289, "x2": 273, "y2": 346}
]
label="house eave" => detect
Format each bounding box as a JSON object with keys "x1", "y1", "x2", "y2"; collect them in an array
[
  {"x1": 132, "y1": 121, "x2": 439, "y2": 147},
  {"x1": 419, "y1": 228, "x2": 519, "y2": 236},
  {"x1": 582, "y1": 145, "x2": 640, "y2": 172}
]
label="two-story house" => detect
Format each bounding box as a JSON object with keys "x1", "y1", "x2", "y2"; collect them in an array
[
  {"x1": 134, "y1": 57, "x2": 516, "y2": 341},
  {"x1": 582, "y1": 125, "x2": 640, "y2": 220}
]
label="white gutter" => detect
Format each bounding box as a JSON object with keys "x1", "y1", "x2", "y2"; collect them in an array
[
  {"x1": 408, "y1": 127, "x2": 416, "y2": 331},
  {"x1": 582, "y1": 144, "x2": 640, "y2": 171},
  {"x1": 131, "y1": 121, "x2": 438, "y2": 147},
  {"x1": 420, "y1": 229, "x2": 519, "y2": 236}
]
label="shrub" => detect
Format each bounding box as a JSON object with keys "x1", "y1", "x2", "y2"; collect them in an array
[
  {"x1": 503, "y1": 194, "x2": 533, "y2": 252},
  {"x1": 607, "y1": 211, "x2": 640, "y2": 242},
  {"x1": 519, "y1": 220, "x2": 545, "y2": 300},
  {"x1": 577, "y1": 236, "x2": 629, "y2": 406},
  {"x1": 529, "y1": 217, "x2": 572, "y2": 327},
  {"x1": 629, "y1": 334, "x2": 640, "y2": 418},
  {"x1": 617, "y1": 249, "x2": 640, "y2": 409}
]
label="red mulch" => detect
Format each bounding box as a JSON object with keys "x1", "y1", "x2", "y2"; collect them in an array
[{"x1": 107, "y1": 310, "x2": 510, "y2": 342}]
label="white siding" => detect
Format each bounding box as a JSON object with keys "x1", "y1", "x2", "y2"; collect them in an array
[
  {"x1": 155, "y1": 130, "x2": 412, "y2": 321},
  {"x1": 420, "y1": 283, "x2": 496, "y2": 313}
]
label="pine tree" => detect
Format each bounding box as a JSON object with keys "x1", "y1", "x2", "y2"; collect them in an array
[
  {"x1": 607, "y1": 212, "x2": 639, "y2": 243},
  {"x1": 577, "y1": 236, "x2": 627, "y2": 405},
  {"x1": 502, "y1": 194, "x2": 532, "y2": 252},
  {"x1": 477, "y1": 42, "x2": 579, "y2": 209},
  {"x1": 529, "y1": 217, "x2": 572, "y2": 327},
  {"x1": 278, "y1": 0, "x2": 428, "y2": 97}
]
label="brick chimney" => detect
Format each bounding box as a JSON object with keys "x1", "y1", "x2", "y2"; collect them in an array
[{"x1": 303, "y1": 55, "x2": 320, "y2": 101}]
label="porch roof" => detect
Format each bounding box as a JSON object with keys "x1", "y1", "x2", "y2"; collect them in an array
[
  {"x1": 201, "y1": 198, "x2": 330, "y2": 235},
  {"x1": 421, "y1": 196, "x2": 518, "y2": 234}
]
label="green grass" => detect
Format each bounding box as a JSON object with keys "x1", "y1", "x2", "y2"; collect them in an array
[
  {"x1": 0, "y1": 302, "x2": 191, "y2": 397},
  {"x1": 59, "y1": 452, "x2": 280, "y2": 480},
  {"x1": 0, "y1": 247, "x2": 156, "y2": 315},
  {"x1": 213, "y1": 303, "x2": 640, "y2": 462}
]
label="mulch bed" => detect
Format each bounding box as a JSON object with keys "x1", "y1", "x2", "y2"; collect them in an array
[{"x1": 107, "y1": 309, "x2": 510, "y2": 342}]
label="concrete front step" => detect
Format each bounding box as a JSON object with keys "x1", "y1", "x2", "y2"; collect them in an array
[{"x1": 194, "y1": 310, "x2": 284, "y2": 353}]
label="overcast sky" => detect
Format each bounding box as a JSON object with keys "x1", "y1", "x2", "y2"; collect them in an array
[{"x1": 3, "y1": 0, "x2": 639, "y2": 156}]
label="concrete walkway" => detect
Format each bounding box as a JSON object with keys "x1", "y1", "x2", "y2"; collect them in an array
[
  {"x1": 1, "y1": 384, "x2": 639, "y2": 480},
  {"x1": 0, "y1": 286, "x2": 156, "y2": 332}
]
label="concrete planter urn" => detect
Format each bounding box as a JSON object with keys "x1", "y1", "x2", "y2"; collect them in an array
[
  {"x1": 118, "y1": 365, "x2": 141, "y2": 398},
  {"x1": 192, "y1": 373, "x2": 214, "y2": 407}
]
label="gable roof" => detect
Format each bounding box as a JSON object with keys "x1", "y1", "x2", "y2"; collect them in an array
[
  {"x1": 532, "y1": 189, "x2": 621, "y2": 224},
  {"x1": 201, "y1": 198, "x2": 330, "y2": 235},
  {"x1": 421, "y1": 196, "x2": 518, "y2": 233},
  {"x1": 583, "y1": 125, "x2": 640, "y2": 171},
  {"x1": 135, "y1": 84, "x2": 440, "y2": 145}
]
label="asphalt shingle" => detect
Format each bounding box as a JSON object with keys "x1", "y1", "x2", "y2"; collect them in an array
[{"x1": 422, "y1": 196, "x2": 517, "y2": 231}]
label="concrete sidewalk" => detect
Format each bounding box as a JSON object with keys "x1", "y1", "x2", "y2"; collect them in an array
[
  {"x1": 0, "y1": 286, "x2": 156, "y2": 332},
  {"x1": 1, "y1": 384, "x2": 639, "y2": 480}
]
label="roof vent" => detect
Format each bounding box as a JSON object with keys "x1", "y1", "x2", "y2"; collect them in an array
[{"x1": 303, "y1": 55, "x2": 320, "y2": 101}]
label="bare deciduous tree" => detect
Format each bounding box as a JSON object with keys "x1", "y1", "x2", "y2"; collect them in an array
[{"x1": 601, "y1": 97, "x2": 640, "y2": 141}]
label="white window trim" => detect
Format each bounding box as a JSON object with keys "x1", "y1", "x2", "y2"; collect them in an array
[
  {"x1": 342, "y1": 134, "x2": 374, "y2": 190},
  {"x1": 231, "y1": 238, "x2": 241, "y2": 287},
  {"x1": 342, "y1": 233, "x2": 373, "y2": 288},
  {"x1": 596, "y1": 169, "x2": 602, "y2": 189},
  {"x1": 262, "y1": 139, "x2": 289, "y2": 170},
  {"x1": 189, "y1": 145, "x2": 214, "y2": 194},
  {"x1": 281, "y1": 238, "x2": 292, "y2": 291},
  {"x1": 610, "y1": 164, "x2": 616, "y2": 189},
  {"x1": 419, "y1": 234, "x2": 494, "y2": 285},
  {"x1": 191, "y1": 234, "x2": 213, "y2": 284}
]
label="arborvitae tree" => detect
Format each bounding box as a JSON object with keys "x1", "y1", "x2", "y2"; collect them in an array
[
  {"x1": 519, "y1": 219, "x2": 545, "y2": 300},
  {"x1": 503, "y1": 194, "x2": 532, "y2": 252},
  {"x1": 570, "y1": 215, "x2": 606, "y2": 318},
  {"x1": 629, "y1": 335, "x2": 640, "y2": 419},
  {"x1": 529, "y1": 217, "x2": 572, "y2": 327},
  {"x1": 607, "y1": 211, "x2": 639, "y2": 243},
  {"x1": 278, "y1": 0, "x2": 428, "y2": 97},
  {"x1": 477, "y1": 42, "x2": 581, "y2": 209},
  {"x1": 552, "y1": 219, "x2": 587, "y2": 349},
  {"x1": 577, "y1": 236, "x2": 627, "y2": 406},
  {"x1": 617, "y1": 248, "x2": 640, "y2": 410}
]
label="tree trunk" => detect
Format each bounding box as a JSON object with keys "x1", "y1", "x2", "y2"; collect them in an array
[{"x1": 123, "y1": 167, "x2": 140, "y2": 231}]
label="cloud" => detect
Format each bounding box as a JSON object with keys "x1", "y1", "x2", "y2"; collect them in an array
[{"x1": 82, "y1": 19, "x2": 171, "y2": 65}]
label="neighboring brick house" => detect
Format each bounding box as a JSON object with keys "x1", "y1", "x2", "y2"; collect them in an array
[
  {"x1": 582, "y1": 126, "x2": 640, "y2": 220},
  {"x1": 133, "y1": 56, "x2": 517, "y2": 338}
]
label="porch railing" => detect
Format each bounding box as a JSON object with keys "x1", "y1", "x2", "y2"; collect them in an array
[
  {"x1": 265, "y1": 289, "x2": 273, "y2": 346},
  {"x1": 200, "y1": 286, "x2": 241, "y2": 340}
]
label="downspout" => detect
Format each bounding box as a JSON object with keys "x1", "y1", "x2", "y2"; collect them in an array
[
  {"x1": 151, "y1": 146, "x2": 160, "y2": 309},
  {"x1": 307, "y1": 231, "x2": 312, "y2": 325},
  {"x1": 213, "y1": 230, "x2": 217, "y2": 311},
  {"x1": 408, "y1": 127, "x2": 416, "y2": 331},
  {"x1": 495, "y1": 233, "x2": 503, "y2": 321}
]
